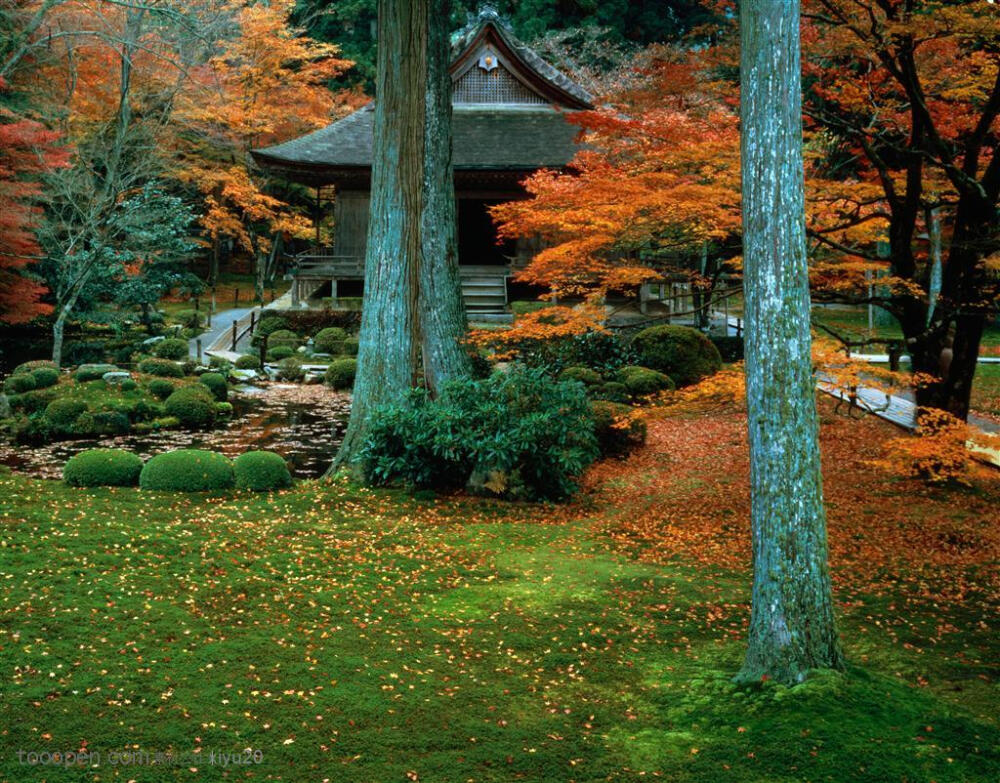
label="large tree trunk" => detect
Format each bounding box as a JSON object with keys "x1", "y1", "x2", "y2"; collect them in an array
[
  {"x1": 738, "y1": 0, "x2": 843, "y2": 684},
  {"x1": 331, "y1": 0, "x2": 428, "y2": 472},
  {"x1": 419, "y1": 0, "x2": 470, "y2": 392}
]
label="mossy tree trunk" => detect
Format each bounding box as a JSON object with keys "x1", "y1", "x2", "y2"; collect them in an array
[
  {"x1": 738, "y1": 0, "x2": 844, "y2": 685},
  {"x1": 331, "y1": 0, "x2": 468, "y2": 474}
]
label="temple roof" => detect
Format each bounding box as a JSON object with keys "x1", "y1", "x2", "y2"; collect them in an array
[{"x1": 252, "y1": 9, "x2": 593, "y2": 184}]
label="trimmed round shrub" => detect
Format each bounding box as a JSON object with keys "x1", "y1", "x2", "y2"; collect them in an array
[
  {"x1": 233, "y1": 451, "x2": 292, "y2": 492},
  {"x1": 138, "y1": 358, "x2": 185, "y2": 378},
  {"x1": 632, "y1": 325, "x2": 722, "y2": 387},
  {"x1": 325, "y1": 358, "x2": 357, "y2": 390},
  {"x1": 313, "y1": 327, "x2": 347, "y2": 354},
  {"x1": 120, "y1": 378, "x2": 138, "y2": 392},
  {"x1": 148, "y1": 379, "x2": 175, "y2": 400},
  {"x1": 92, "y1": 411, "x2": 131, "y2": 435},
  {"x1": 10, "y1": 388, "x2": 57, "y2": 413},
  {"x1": 153, "y1": 337, "x2": 189, "y2": 360},
  {"x1": 254, "y1": 315, "x2": 289, "y2": 339},
  {"x1": 591, "y1": 401, "x2": 647, "y2": 458},
  {"x1": 164, "y1": 385, "x2": 217, "y2": 429},
  {"x1": 64, "y1": 448, "x2": 143, "y2": 487},
  {"x1": 342, "y1": 336, "x2": 360, "y2": 356},
  {"x1": 4, "y1": 373, "x2": 36, "y2": 394},
  {"x1": 267, "y1": 329, "x2": 300, "y2": 350},
  {"x1": 31, "y1": 367, "x2": 60, "y2": 389},
  {"x1": 198, "y1": 372, "x2": 228, "y2": 401},
  {"x1": 266, "y1": 345, "x2": 295, "y2": 362},
  {"x1": 139, "y1": 449, "x2": 235, "y2": 492},
  {"x1": 44, "y1": 398, "x2": 88, "y2": 432},
  {"x1": 208, "y1": 355, "x2": 232, "y2": 371},
  {"x1": 12, "y1": 359, "x2": 57, "y2": 375},
  {"x1": 75, "y1": 363, "x2": 120, "y2": 383},
  {"x1": 276, "y1": 356, "x2": 304, "y2": 382},
  {"x1": 617, "y1": 365, "x2": 675, "y2": 398},
  {"x1": 593, "y1": 381, "x2": 629, "y2": 403},
  {"x1": 235, "y1": 354, "x2": 262, "y2": 370},
  {"x1": 558, "y1": 366, "x2": 603, "y2": 386},
  {"x1": 216, "y1": 401, "x2": 234, "y2": 417}
]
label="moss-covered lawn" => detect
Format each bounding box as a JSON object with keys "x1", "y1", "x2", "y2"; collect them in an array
[{"x1": 1, "y1": 402, "x2": 999, "y2": 782}]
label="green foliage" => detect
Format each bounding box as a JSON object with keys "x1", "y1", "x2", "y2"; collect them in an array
[
  {"x1": 120, "y1": 378, "x2": 138, "y2": 392},
  {"x1": 233, "y1": 451, "x2": 293, "y2": 492},
  {"x1": 519, "y1": 329, "x2": 637, "y2": 375},
  {"x1": 559, "y1": 365, "x2": 603, "y2": 386},
  {"x1": 360, "y1": 366, "x2": 599, "y2": 501},
  {"x1": 198, "y1": 372, "x2": 228, "y2": 402},
  {"x1": 593, "y1": 381, "x2": 630, "y2": 403},
  {"x1": 617, "y1": 365, "x2": 675, "y2": 398},
  {"x1": 342, "y1": 336, "x2": 360, "y2": 356},
  {"x1": 266, "y1": 345, "x2": 295, "y2": 362},
  {"x1": 148, "y1": 379, "x2": 175, "y2": 400},
  {"x1": 235, "y1": 354, "x2": 262, "y2": 370},
  {"x1": 4, "y1": 373, "x2": 36, "y2": 394},
  {"x1": 276, "y1": 356, "x2": 305, "y2": 381},
  {"x1": 30, "y1": 367, "x2": 59, "y2": 389},
  {"x1": 511, "y1": 300, "x2": 559, "y2": 316},
  {"x1": 63, "y1": 448, "x2": 144, "y2": 487},
  {"x1": 254, "y1": 316, "x2": 290, "y2": 340},
  {"x1": 74, "y1": 363, "x2": 120, "y2": 383},
  {"x1": 139, "y1": 449, "x2": 234, "y2": 492},
  {"x1": 9, "y1": 387, "x2": 58, "y2": 413},
  {"x1": 324, "y1": 358, "x2": 357, "y2": 390},
  {"x1": 43, "y1": 398, "x2": 88, "y2": 433},
  {"x1": 590, "y1": 400, "x2": 647, "y2": 458},
  {"x1": 152, "y1": 337, "x2": 189, "y2": 360},
  {"x1": 173, "y1": 309, "x2": 204, "y2": 329},
  {"x1": 632, "y1": 325, "x2": 722, "y2": 387},
  {"x1": 313, "y1": 326, "x2": 348, "y2": 354},
  {"x1": 12, "y1": 360, "x2": 57, "y2": 375},
  {"x1": 215, "y1": 401, "x2": 234, "y2": 417},
  {"x1": 267, "y1": 329, "x2": 300, "y2": 350},
  {"x1": 138, "y1": 358, "x2": 185, "y2": 378},
  {"x1": 164, "y1": 385, "x2": 217, "y2": 429}
]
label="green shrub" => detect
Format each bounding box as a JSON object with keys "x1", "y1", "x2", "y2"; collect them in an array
[
  {"x1": 276, "y1": 356, "x2": 304, "y2": 382},
  {"x1": 164, "y1": 385, "x2": 217, "y2": 429},
  {"x1": 235, "y1": 354, "x2": 262, "y2": 370},
  {"x1": 360, "y1": 366, "x2": 598, "y2": 501},
  {"x1": 10, "y1": 388, "x2": 57, "y2": 413},
  {"x1": 216, "y1": 401, "x2": 234, "y2": 417},
  {"x1": 90, "y1": 411, "x2": 131, "y2": 435},
  {"x1": 590, "y1": 401, "x2": 647, "y2": 458},
  {"x1": 4, "y1": 373, "x2": 36, "y2": 394},
  {"x1": 233, "y1": 451, "x2": 292, "y2": 492},
  {"x1": 139, "y1": 449, "x2": 234, "y2": 492},
  {"x1": 153, "y1": 337, "x2": 189, "y2": 360},
  {"x1": 74, "y1": 363, "x2": 120, "y2": 382},
  {"x1": 12, "y1": 359, "x2": 57, "y2": 375},
  {"x1": 138, "y1": 358, "x2": 185, "y2": 378},
  {"x1": 266, "y1": 329, "x2": 299, "y2": 349},
  {"x1": 632, "y1": 325, "x2": 722, "y2": 387},
  {"x1": 30, "y1": 367, "x2": 60, "y2": 389},
  {"x1": 617, "y1": 365, "x2": 675, "y2": 398},
  {"x1": 558, "y1": 366, "x2": 603, "y2": 386},
  {"x1": 173, "y1": 309, "x2": 203, "y2": 329},
  {"x1": 710, "y1": 335, "x2": 744, "y2": 363},
  {"x1": 593, "y1": 381, "x2": 630, "y2": 403},
  {"x1": 64, "y1": 448, "x2": 143, "y2": 487},
  {"x1": 510, "y1": 300, "x2": 558, "y2": 316},
  {"x1": 254, "y1": 315, "x2": 289, "y2": 342},
  {"x1": 342, "y1": 336, "x2": 360, "y2": 356},
  {"x1": 148, "y1": 379, "x2": 175, "y2": 400},
  {"x1": 198, "y1": 372, "x2": 228, "y2": 401},
  {"x1": 44, "y1": 398, "x2": 88, "y2": 433},
  {"x1": 120, "y1": 378, "x2": 138, "y2": 392},
  {"x1": 266, "y1": 345, "x2": 295, "y2": 362},
  {"x1": 513, "y1": 329, "x2": 636, "y2": 375},
  {"x1": 313, "y1": 327, "x2": 347, "y2": 354},
  {"x1": 324, "y1": 358, "x2": 357, "y2": 389},
  {"x1": 208, "y1": 355, "x2": 232, "y2": 371}
]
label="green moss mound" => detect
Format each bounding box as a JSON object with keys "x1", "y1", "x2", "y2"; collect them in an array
[
  {"x1": 138, "y1": 358, "x2": 184, "y2": 378},
  {"x1": 4, "y1": 373, "x2": 36, "y2": 394},
  {"x1": 254, "y1": 315, "x2": 289, "y2": 341},
  {"x1": 233, "y1": 451, "x2": 292, "y2": 492},
  {"x1": 30, "y1": 367, "x2": 60, "y2": 389},
  {"x1": 342, "y1": 336, "x2": 360, "y2": 356},
  {"x1": 593, "y1": 381, "x2": 630, "y2": 403},
  {"x1": 617, "y1": 365, "x2": 675, "y2": 397},
  {"x1": 74, "y1": 363, "x2": 120, "y2": 383},
  {"x1": 632, "y1": 324, "x2": 722, "y2": 387},
  {"x1": 148, "y1": 379, "x2": 175, "y2": 400},
  {"x1": 266, "y1": 329, "x2": 300, "y2": 350},
  {"x1": 152, "y1": 338, "x2": 189, "y2": 360},
  {"x1": 44, "y1": 398, "x2": 88, "y2": 432},
  {"x1": 235, "y1": 354, "x2": 262, "y2": 370},
  {"x1": 276, "y1": 356, "x2": 304, "y2": 381},
  {"x1": 139, "y1": 449, "x2": 234, "y2": 492},
  {"x1": 164, "y1": 385, "x2": 217, "y2": 429},
  {"x1": 313, "y1": 327, "x2": 348, "y2": 354},
  {"x1": 266, "y1": 345, "x2": 295, "y2": 362},
  {"x1": 198, "y1": 372, "x2": 228, "y2": 401},
  {"x1": 64, "y1": 448, "x2": 143, "y2": 487},
  {"x1": 325, "y1": 358, "x2": 357, "y2": 390},
  {"x1": 559, "y1": 366, "x2": 603, "y2": 386},
  {"x1": 590, "y1": 400, "x2": 647, "y2": 458},
  {"x1": 12, "y1": 359, "x2": 57, "y2": 375}
]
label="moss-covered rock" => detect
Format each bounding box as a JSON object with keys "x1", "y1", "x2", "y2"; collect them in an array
[{"x1": 559, "y1": 366, "x2": 603, "y2": 386}]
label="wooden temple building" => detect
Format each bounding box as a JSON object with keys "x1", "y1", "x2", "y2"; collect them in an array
[{"x1": 251, "y1": 9, "x2": 593, "y2": 314}]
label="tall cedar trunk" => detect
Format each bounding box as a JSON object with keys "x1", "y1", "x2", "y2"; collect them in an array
[
  {"x1": 331, "y1": 0, "x2": 428, "y2": 472},
  {"x1": 738, "y1": 0, "x2": 844, "y2": 684},
  {"x1": 419, "y1": 0, "x2": 471, "y2": 391}
]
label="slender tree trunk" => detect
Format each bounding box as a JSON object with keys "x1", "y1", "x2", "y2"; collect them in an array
[
  {"x1": 420, "y1": 0, "x2": 470, "y2": 391},
  {"x1": 330, "y1": 0, "x2": 428, "y2": 473},
  {"x1": 738, "y1": 0, "x2": 843, "y2": 685},
  {"x1": 925, "y1": 207, "x2": 942, "y2": 326}
]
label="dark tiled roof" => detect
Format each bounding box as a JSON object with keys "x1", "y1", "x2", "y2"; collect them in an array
[{"x1": 252, "y1": 104, "x2": 583, "y2": 171}]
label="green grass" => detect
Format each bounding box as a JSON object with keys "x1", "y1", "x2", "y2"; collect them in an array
[
  {"x1": 1, "y1": 471, "x2": 998, "y2": 781},
  {"x1": 811, "y1": 306, "x2": 1000, "y2": 350},
  {"x1": 972, "y1": 363, "x2": 1000, "y2": 417}
]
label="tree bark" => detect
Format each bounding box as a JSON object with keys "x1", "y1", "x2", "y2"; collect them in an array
[{"x1": 738, "y1": 0, "x2": 844, "y2": 684}]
